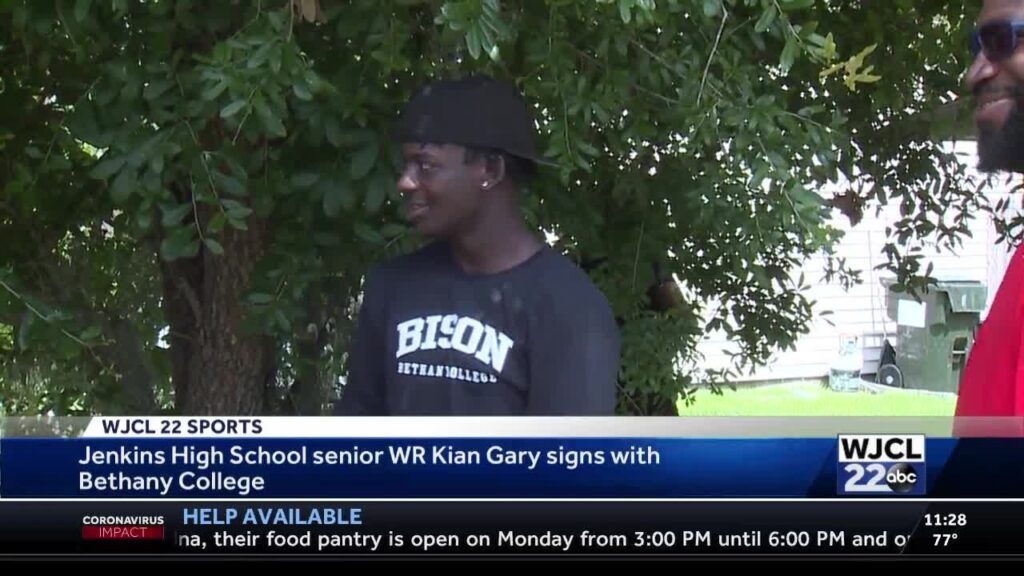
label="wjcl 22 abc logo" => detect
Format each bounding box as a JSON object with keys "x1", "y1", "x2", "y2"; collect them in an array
[{"x1": 837, "y1": 435, "x2": 926, "y2": 495}]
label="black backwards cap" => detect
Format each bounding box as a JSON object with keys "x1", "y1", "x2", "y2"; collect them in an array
[{"x1": 393, "y1": 75, "x2": 555, "y2": 167}]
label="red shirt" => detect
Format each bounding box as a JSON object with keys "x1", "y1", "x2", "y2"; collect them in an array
[{"x1": 954, "y1": 243, "x2": 1024, "y2": 435}]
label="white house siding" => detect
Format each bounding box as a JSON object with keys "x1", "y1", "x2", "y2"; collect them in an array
[{"x1": 694, "y1": 144, "x2": 1021, "y2": 382}]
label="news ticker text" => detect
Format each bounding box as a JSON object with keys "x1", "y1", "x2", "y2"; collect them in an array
[{"x1": 0, "y1": 501, "x2": 1018, "y2": 557}]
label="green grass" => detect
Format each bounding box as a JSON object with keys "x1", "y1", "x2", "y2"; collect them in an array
[{"x1": 678, "y1": 381, "x2": 957, "y2": 417}]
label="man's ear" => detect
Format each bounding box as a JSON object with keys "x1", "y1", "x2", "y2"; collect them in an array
[{"x1": 481, "y1": 154, "x2": 506, "y2": 190}]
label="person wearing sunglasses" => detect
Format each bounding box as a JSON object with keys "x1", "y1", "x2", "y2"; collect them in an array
[{"x1": 955, "y1": 0, "x2": 1024, "y2": 432}]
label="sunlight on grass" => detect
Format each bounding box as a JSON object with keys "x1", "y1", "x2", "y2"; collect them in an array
[{"x1": 678, "y1": 381, "x2": 957, "y2": 417}]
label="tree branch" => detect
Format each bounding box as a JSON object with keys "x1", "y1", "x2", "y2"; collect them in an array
[
  {"x1": 568, "y1": 44, "x2": 684, "y2": 107},
  {"x1": 698, "y1": 7, "x2": 729, "y2": 106},
  {"x1": 0, "y1": 276, "x2": 101, "y2": 364},
  {"x1": 175, "y1": 276, "x2": 203, "y2": 322}
]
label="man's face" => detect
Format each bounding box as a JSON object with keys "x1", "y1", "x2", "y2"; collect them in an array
[
  {"x1": 968, "y1": 0, "x2": 1024, "y2": 172},
  {"x1": 397, "y1": 143, "x2": 487, "y2": 237}
]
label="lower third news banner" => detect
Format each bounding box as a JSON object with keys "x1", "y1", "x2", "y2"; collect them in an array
[{"x1": 3, "y1": 417, "x2": 1024, "y2": 557}]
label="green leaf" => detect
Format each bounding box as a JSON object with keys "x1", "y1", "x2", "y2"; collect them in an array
[
  {"x1": 213, "y1": 172, "x2": 247, "y2": 196},
  {"x1": 354, "y1": 222, "x2": 385, "y2": 245},
  {"x1": 183, "y1": 240, "x2": 201, "y2": 259},
  {"x1": 790, "y1": 181, "x2": 820, "y2": 209},
  {"x1": 823, "y1": 32, "x2": 837, "y2": 61},
  {"x1": 322, "y1": 178, "x2": 352, "y2": 217},
  {"x1": 577, "y1": 141, "x2": 600, "y2": 156},
  {"x1": 203, "y1": 238, "x2": 225, "y2": 255},
  {"x1": 18, "y1": 311, "x2": 34, "y2": 351},
  {"x1": 350, "y1": 144, "x2": 378, "y2": 180},
  {"x1": 110, "y1": 167, "x2": 137, "y2": 203},
  {"x1": 143, "y1": 78, "x2": 173, "y2": 101},
  {"x1": 780, "y1": 35, "x2": 799, "y2": 73},
  {"x1": 161, "y1": 203, "x2": 193, "y2": 227},
  {"x1": 208, "y1": 212, "x2": 227, "y2": 234},
  {"x1": 222, "y1": 196, "x2": 252, "y2": 213},
  {"x1": 479, "y1": 20, "x2": 496, "y2": 54},
  {"x1": 854, "y1": 71, "x2": 882, "y2": 85},
  {"x1": 325, "y1": 117, "x2": 343, "y2": 148},
  {"x1": 779, "y1": 0, "x2": 814, "y2": 10},
  {"x1": 754, "y1": 267, "x2": 770, "y2": 288},
  {"x1": 160, "y1": 228, "x2": 197, "y2": 261},
  {"x1": 755, "y1": 4, "x2": 777, "y2": 33},
  {"x1": 819, "y1": 61, "x2": 844, "y2": 80},
  {"x1": 466, "y1": 27, "x2": 482, "y2": 59},
  {"x1": 702, "y1": 0, "x2": 719, "y2": 17},
  {"x1": 270, "y1": 47, "x2": 282, "y2": 74},
  {"x1": 750, "y1": 163, "x2": 770, "y2": 189},
  {"x1": 248, "y1": 43, "x2": 273, "y2": 69},
  {"x1": 259, "y1": 107, "x2": 287, "y2": 138},
  {"x1": 202, "y1": 79, "x2": 228, "y2": 101},
  {"x1": 619, "y1": 0, "x2": 632, "y2": 23},
  {"x1": 226, "y1": 204, "x2": 253, "y2": 220},
  {"x1": 220, "y1": 99, "x2": 247, "y2": 119},
  {"x1": 274, "y1": 309, "x2": 292, "y2": 332},
  {"x1": 849, "y1": 43, "x2": 878, "y2": 69},
  {"x1": 222, "y1": 198, "x2": 244, "y2": 210},
  {"x1": 248, "y1": 293, "x2": 274, "y2": 305},
  {"x1": 80, "y1": 325, "x2": 102, "y2": 341},
  {"x1": 74, "y1": 0, "x2": 91, "y2": 21},
  {"x1": 290, "y1": 172, "x2": 319, "y2": 189},
  {"x1": 149, "y1": 153, "x2": 165, "y2": 175},
  {"x1": 89, "y1": 155, "x2": 125, "y2": 180},
  {"x1": 293, "y1": 83, "x2": 313, "y2": 101},
  {"x1": 141, "y1": 170, "x2": 161, "y2": 195},
  {"x1": 136, "y1": 209, "x2": 152, "y2": 231},
  {"x1": 365, "y1": 172, "x2": 391, "y2": 214},
  {"x1": 381, "y1": 223, "x2": 407, "y2": 238}
]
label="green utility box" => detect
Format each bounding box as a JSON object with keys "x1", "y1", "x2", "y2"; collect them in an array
[{"x1": 881, "y1": 279, "x2": 987, "y2": 393}]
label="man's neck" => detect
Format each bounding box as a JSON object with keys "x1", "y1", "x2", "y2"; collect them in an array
[{"x1": 448, "y1": 210, "x2": 542, "y2": 276}]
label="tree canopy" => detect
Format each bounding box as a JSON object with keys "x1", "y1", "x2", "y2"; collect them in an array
[{"x1": 0, "y1": 0, "x2": 994, "y2": 415}]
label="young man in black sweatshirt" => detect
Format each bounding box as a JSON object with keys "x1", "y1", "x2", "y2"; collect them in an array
[{"x1": 336, "y1": 75, "x2": 621, "y2": 416}]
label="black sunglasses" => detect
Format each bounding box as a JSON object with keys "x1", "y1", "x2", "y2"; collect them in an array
[{"x1": 970, "y1": 20, "x2": 1024, "y2": 61}]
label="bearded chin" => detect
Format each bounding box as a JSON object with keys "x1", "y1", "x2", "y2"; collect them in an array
[{"x1": 978, "y1": 103, "x2": 1024, "y2": 173}]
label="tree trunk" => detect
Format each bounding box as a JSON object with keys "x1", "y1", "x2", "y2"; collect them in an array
[
  {"x1": 96, "y1": 318, "x2": 159, "y2": 414},
  {"x1": 290, "y1": 286, "x2": 326, "y2": 415},
  {"x1": 160, "y1": 218, "x2": 275, "y2": 415}
]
